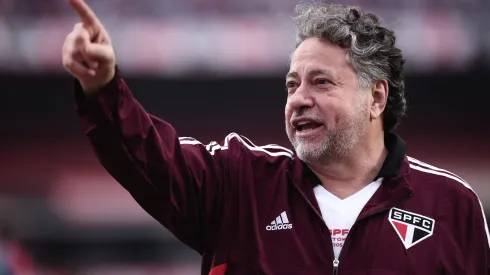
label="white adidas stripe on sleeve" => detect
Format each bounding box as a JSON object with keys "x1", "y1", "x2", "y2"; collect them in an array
[
  {"x1": 178, "y1": 133, "x2": 294, "y2": 158},
  {"x1": 239, "y1": 135, "x2": 294, "y2": 155},
  {"x1": 409, "y1": 161, "x2": 490, "y2": 249},
  {"x1": 179, "y1": 140, "x2": 203, "y2": 146},
  {"x1": 408, "y1": 156, "x2": 465, "y2": 182}
]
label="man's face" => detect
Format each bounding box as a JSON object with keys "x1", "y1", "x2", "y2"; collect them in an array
[{"x1": 285, "y1": 37, "x2": 370, "y2": 164}]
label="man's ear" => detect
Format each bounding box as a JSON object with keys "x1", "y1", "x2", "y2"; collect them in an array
[{"x1": 370, "y1": 80, "x2": 389, "y2": 120}]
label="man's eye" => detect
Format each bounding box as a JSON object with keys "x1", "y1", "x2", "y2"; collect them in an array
[
  {"x1": 286, "y1": 81, "x2": 297, "y2": 88},
  {"x1": 316, "y1": 79, "x2": 330, "y2": 85}
]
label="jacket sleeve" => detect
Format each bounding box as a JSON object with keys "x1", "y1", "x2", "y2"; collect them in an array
[
  {"x1": 74, "y1": 70, "x2": 236, "y2": 253},
  {"x1": 440, "y1": 180, "x2": 490, "y2": 275},
  {"x1": 463, "y1": 192, "x2": 490, "y2": 274},
  {"x1": 469, "y1": 196, "x2": 490, "y2": 274}
]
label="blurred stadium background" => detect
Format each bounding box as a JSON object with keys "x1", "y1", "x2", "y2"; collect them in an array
[{"x1": 1, "y1": 0, "x2": 489, "y2": 274}]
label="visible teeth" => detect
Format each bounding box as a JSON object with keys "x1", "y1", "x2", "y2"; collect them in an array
[
  {"x1": 297, "y1": 122, "x2": 321, "y2": 132},
  {"x1": 297, "y1": 121, "x2": 314, "y2": 127}
]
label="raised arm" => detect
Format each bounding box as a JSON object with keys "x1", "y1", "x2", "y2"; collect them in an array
[{"x1": 62, "y1": 0, "x2": 233, "y2": 252}]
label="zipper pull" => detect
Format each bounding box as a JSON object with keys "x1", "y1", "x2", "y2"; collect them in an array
[{"x1": 332, "y1": 259, "x2": 339, "y2": 275}]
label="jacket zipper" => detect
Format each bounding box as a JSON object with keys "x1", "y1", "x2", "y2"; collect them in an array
[
  {"x1": 332, "y1": 259, "x2": 339, "y2": 275},
  {"x1": 288, "y1": 170, "x2": 414, "y2": 275},
  {"x1": 333, "y1": 209, "x2": 388, "y2": 274}
]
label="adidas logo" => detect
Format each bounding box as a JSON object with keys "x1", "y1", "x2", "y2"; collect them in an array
[{"x1": 266, "y1": 211, "x2": 293, "y2": 231}]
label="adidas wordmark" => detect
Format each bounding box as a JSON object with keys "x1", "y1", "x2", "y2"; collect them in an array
[{"x1": 266, "y1": 211, "x2": 293, "y2": 231}]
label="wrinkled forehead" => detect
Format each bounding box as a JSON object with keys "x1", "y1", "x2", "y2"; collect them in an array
[{"x1": 288, "y1": 38, "x2": 352, "y2": 76}]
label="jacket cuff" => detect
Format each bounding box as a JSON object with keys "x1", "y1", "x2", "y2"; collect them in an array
[{"x1": 74, "y1": 66, "x2": 120, "y2": 118}]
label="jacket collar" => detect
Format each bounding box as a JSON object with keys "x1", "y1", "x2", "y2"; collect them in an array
[
  {"x1": 375, "y1": 132, "x2": 406, "y2": 180},
  {"x1": 288, "y1": 132, "x2": 413, "y2": 218},
  {"x1": 292, "y1": 132, "x2": 407, "y2": 186}
]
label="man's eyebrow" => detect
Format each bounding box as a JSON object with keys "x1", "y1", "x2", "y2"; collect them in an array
[
  {"x1": 286, "y1": 68, "x2": 334, "y2": 79},
  {"x1": 308, "y1": 68, "x2": 333, "y2": 77},
  {"x1": 286, "y1": 72, "x2": 298, "y2": 79}
]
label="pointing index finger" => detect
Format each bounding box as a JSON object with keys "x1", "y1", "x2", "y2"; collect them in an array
[{"x1": 69, "y1": 0, "x2": 100, "y2": 27}]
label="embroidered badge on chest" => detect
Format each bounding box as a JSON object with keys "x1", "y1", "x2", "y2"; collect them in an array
[{"x1": 388, "y1": 208, "x2": 435, "y2": 249}]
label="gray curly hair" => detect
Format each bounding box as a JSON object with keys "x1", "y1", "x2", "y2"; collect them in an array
[{"x1": 293, "y1": 3, "x2": 407, "y2": 132}]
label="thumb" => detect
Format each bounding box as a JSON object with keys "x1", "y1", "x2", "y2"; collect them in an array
[{"x1": 85, "y1": 43, "x2": 113, "y2": 62}]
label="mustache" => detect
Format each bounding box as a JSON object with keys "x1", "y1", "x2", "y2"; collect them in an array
[{"x1": 290, "y1": 110, "x2": 324, "y2": 123}]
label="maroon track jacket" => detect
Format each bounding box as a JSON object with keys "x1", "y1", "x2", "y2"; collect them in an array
[{"x1": 75, "y1": 72, "x2": 490, "y2": 275}]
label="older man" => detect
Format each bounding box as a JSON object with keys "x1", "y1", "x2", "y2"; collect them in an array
[{"x1": 62, "y1": 0, "x2": 489, "y2": 274}]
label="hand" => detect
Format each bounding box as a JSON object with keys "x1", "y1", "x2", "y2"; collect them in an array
[{"x1": 62, "y1": 0, "x2": 116, "y2": 94}]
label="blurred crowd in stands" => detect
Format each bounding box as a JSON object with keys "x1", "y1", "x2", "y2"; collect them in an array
[
  {"x1": 0, "y1": 0, "x2": 488, "y2": 75},
  {"x1": 0, "y1": 0, "x2": 489, "y2": 20}
]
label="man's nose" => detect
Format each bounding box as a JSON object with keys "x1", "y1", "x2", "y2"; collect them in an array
[{"x1": 288, "y1": 85, "x2": 314, "y2": 111}]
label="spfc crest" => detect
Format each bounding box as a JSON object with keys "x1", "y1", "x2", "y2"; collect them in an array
[{"x1": 388, "y1": 208, "x2": 435, "y2": 249}]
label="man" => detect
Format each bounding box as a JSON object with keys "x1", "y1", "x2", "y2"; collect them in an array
[{"x1": 62, "y1": 0, "x2": 490, "y2": 274}]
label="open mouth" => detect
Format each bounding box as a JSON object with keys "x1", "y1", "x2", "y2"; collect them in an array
[{"x1": 296, "y1": 122, "x2": 322, "y2": 132}]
